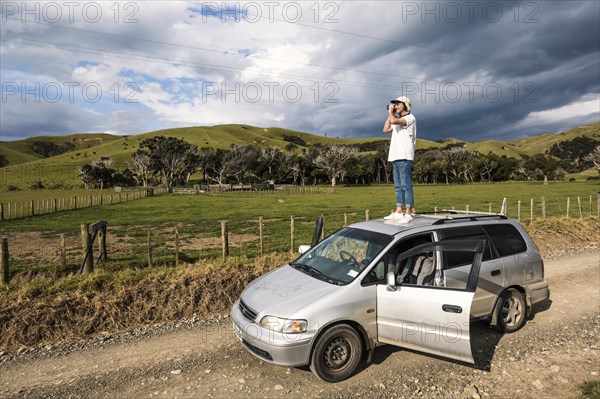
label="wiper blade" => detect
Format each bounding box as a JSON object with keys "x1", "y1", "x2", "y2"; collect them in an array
[
  {"x1": 291, "y1": 262, "x2": 323, "y2": 276},
  {"x1": 290, "y1": 262, "x2": 342, "y2": 285}
]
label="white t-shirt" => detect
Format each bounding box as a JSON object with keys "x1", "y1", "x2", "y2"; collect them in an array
[{"x1": 388, "y1": 113, "x2": 416, "y2": 161}]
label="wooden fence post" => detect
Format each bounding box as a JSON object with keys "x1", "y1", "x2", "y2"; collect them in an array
[
  {"x1": 73, "y1": 196, "x2": 77, "y2": 209},
  {"x1": 488, "y1": 203, "x2": 492, "y2": 213},
  {"x1": 30, "y1": 200, "x2": 35, "y2": 216},
  {"x1": 60, "y1": 233, "x2": 66, "y2": 267},
  {"x1": 434, "y1": 206, "x2": 438, "y2": 213},
  {"x1": 566, "y1": 197, "x2": 570, "y2": 218},
  {"x1": 530, "y1": 199, "x2": 534, "y2": 223},
  {"x1": 597, "y1": 193, "x2": 599, "y2": 218},
  {"x1": 99, "y1": 226, "x2": 107, "y2": 262},
  {"x1": 53, "y1": 198, "x2": 57, "y2": 212},
  {"x1": 365, "y1": 210, "x2": 370, "y2": 221},
  {"x1": 290, "y1": 216, "x2": 295, "y2": 255},
  {"x1": 541, "y1": 197, "x2": 546, "y2": 219},
  {"x1": 500, "y1": 198, "x2": 507, "y2": 215},
  {"x1": 321, "y1": 216, "x2": 325, "y2": 240},
  {"x1": 147, "y1": 229, "x2": 153, "y2": 267},
  {"x1": 465, "y1": 205, "x2": 470, "y2": 213},
  {"x1": 258, "y1": 217, "x2": 264, "y2": 257},
  {"x1": 221, "y1": 221, "x2": 229, "y2": 260},
  {"x1": 0, "y1": 204, "x2": 4, "y2": 221},
  {"x1": 517, "y1": 201, "x2": 521, "y2": 222},
  {"x1": 590, "y1": 195, "x2": 593, "y2": 216},
  {"x1": 81, "y1": 223, "x2": 93, "y2": 274},
  {"x1": 577, "y1": 196, "x2": 583, "y2": 219},
  {"x1": 1, "y1": 238, "x2": 9, "y2": 285},
  {"x1": 175, "y1": 227, "x2": 180, "y2": 266}
]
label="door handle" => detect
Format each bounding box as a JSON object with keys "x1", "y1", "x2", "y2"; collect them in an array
[
  {"x1": 491, "y1": 269, "x2": 501, "y2": 277},
  {"x1": 442, "y1": 304, "x2": 463, "y2": 313}
]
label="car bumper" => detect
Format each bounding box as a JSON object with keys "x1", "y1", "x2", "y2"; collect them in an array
[
  {"x1": 231, "y1": 301, "x2": 315, "y2": 367},
  {"x1": 526, "y1": 280, "x2": 550, "y2": 305}
]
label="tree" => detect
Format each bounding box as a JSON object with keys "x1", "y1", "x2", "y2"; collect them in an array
[
  {"x1": 195, "y1": 147, "x2": 217, "y2": 182},
  {"x1": 584, "y1": 145, "x2": 600, "y2": 173},
  {"x1": 31, "y1": 141, "x2": 74, "y2": 158},
  {"x1": 0, "y1": 154, "x2": 8, "y2": 167},
  {"x1": 548, "y1": 137, "x2": 598, "y2": 172},
  {"x1": 313, "y1": 145, "x2": 358, "y2": 187},
  {"x1": 259, "y1": 145, "x2": 283, "y2": 179},
  {"x1": 138, "y1": 136, "x2": 197, "y2": 189},
  {"x1": 128, "y1": 150, "x2": 153, "y2": 187},
  {"x1": 78, "y1": 157, "x2": 116, "y2": 189},
  {"x1": 375, "y1": 141, "x2": 391, "y2": 183},
  {"x1": 282, "y1": 149, "x2": 312, "y2": 185}
]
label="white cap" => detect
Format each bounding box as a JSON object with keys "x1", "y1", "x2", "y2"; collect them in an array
[{"x1": 395, "y1": 96, "x2": 411, "y2": 113}]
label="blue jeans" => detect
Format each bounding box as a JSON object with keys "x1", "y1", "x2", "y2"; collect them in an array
[{"x1": 392, "y1": 160, "x2": 414, "y2": 209}]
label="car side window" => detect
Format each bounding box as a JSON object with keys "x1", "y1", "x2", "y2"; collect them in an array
[
  {"x1": 482, "y1": 224, "x2": 527, "y2": 257},
  {"x1": 437, "y1": 226, "x2": 493, "y2": 269},
  {"x1": 362, "y1": 234, "x2": 433, "y2": 286}
]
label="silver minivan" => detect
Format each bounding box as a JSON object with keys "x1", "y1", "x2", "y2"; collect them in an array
[{"x1": 231, "y1": 213, "x2": 550, "y2": 382}]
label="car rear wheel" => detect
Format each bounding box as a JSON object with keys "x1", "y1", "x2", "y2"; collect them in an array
[
  {"x1": 310, "y1": 324, "x2": 363, "y2": 382},
  {"x1": 494, "y1": 288, "x2": 526, "y2": 333}
]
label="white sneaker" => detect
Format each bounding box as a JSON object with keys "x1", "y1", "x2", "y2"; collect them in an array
[
  {"x1": 397, "y1": 214, "x2": 413, "y2": 224},
  {"x1": 384, "y1": 212, "x2": 404, "y2": 221}
]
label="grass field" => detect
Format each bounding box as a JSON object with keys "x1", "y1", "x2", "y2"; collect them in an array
[{"x1": 0, "y1": 182, "x2": 598, "y2": 279}]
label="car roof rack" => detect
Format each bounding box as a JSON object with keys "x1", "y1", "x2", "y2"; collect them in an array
[{"x1": 417, "y1": 210, "x2": 508, "y2": 225}]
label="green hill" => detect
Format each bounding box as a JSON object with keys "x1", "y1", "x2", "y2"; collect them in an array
[
  {"x1": 509, "y1": 122, "x2": 600, "y2": 156},
  {"x1": 0, "y1": 122, "x2": 598, "y2": 190},
  {"x1": 0, "y1": 133, "x2": 121, "y2": 166}
]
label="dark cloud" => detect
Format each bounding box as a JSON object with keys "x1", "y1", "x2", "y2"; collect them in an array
[
  {"x1": 0, "y1": 101, "x2": 102, "y2": 139},
  {"x1": 1, "y1": 1, "x2": 598, "y2": 142}
]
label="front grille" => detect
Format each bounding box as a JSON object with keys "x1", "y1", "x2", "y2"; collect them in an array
[
  {"x1": 243, "y1": 339, "x2": 273, "y2": 361},
  {"x1": 239, "y1": 299, "x2": 258, "y2": 321}
]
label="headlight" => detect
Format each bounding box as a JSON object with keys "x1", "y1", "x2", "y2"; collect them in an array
[{"x1": 259, "y1": 316, "x2": 307, "y2": 334}]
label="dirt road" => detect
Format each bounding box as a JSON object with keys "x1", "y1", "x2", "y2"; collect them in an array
[{"x1": 1, "y1": 251, "x2": 598, "y2": 399}]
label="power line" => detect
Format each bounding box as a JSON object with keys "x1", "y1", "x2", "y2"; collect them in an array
[
  {"x1": 186, "y1": 0, "x2": 593, "y2": 74},
  {"x1": 0, "y1": 34, "x2": 408, "y2": 92},
  {"x1": 0, "y1": 16, "x2": 419, "y2": 81}
]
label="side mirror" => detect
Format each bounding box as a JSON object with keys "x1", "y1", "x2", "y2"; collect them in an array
[
  {"x1": 386, "y1": 271, "x2": 397, "y2": 291},
  {"x1": 298, "y1": 245, "x2": 311, "y2": 254}
]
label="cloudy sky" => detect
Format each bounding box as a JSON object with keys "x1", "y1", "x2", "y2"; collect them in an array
[{"x1": 1, "y1": 0, "x2": 599, "y2": 142}]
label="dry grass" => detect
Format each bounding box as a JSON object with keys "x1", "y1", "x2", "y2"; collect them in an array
[
  {"x1": 0, "y1": 253, "x2": 290, "y2": 351},
  {"x1": 526, "y1": 217, "x2": 599, "y2": 257},
  {"x1": 1, "y1": 217, "x2": 598, "y2": 352}
]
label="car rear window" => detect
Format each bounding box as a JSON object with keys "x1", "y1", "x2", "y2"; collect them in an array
[{"x1": 482, "y1": 224, "x2": 527, "y2": 257}]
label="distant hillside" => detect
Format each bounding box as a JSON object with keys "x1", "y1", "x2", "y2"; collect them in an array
[
  {"x1": 464, "y1": 122, "x2": 600, "y2": 159},
  {"x1": 0, "y1": 122, "x2": 598, "y2": 189},
  {"x1": 0, "y1": 133, "x2": 121, "y2": 166}
]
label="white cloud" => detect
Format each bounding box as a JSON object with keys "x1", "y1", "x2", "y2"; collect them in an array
[{"x1": 516, "y1": 94, "x2": 600, "y2": 128}]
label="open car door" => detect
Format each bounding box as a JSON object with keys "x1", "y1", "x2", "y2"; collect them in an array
[{"x1": 376, "y1": 240, "x2": 484, "y2": 364}]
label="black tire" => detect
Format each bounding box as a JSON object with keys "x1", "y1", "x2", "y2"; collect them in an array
[
  {"x1": 494, "y1": 288, "x2": 527, "y2": 333},
  {"x1": 310, "y1": 324, "x2": 363, "y2": 382}
]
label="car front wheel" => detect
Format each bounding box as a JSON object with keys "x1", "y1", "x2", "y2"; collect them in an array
[
  {"x1": 310, "y1": 324, "x2": 363, "y2": 382},
  {"x1": 494, "y1": 288, "x2": 526, "y2": 333}
]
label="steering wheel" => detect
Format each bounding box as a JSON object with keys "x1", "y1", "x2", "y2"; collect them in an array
[{"x1": 340, "y1": 250, "x2": 360, "y2": 269}]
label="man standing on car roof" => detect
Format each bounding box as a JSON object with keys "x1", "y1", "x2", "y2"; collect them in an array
[{"x1": 383, "y1": 96, "x2": 416, "y2": 224}]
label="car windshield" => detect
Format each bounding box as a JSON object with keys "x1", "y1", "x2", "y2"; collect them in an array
[{"x1": 291, "y1": 227, "x2": 393, "y2": 284}]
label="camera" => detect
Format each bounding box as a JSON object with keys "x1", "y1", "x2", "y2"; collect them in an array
[{"x1": 387, "y1": 100, "x2": 401, "y2": 110}]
